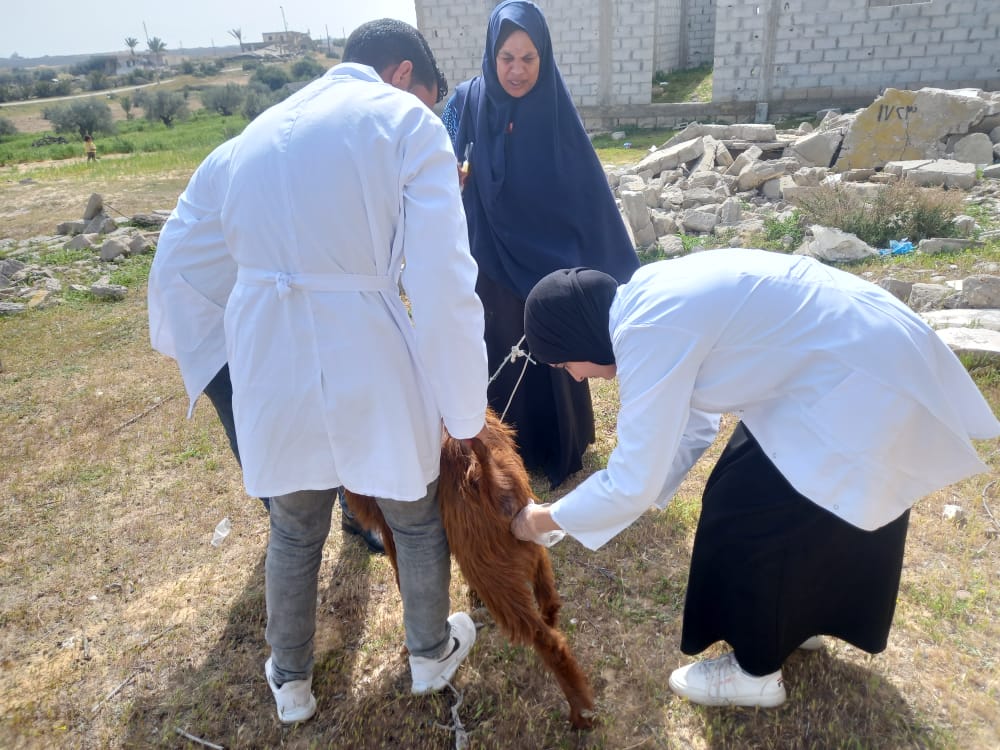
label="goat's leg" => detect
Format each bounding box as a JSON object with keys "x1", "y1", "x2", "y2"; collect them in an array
[
  {"x1": 530, "y1": 624, "x2": 596, "y2": 729},
  {"x1": 342, "y1": 492, "x2": 399, "y2": 582},
  {"x1": 532, "y1": 553, "x2": 562, "y2": 629}
]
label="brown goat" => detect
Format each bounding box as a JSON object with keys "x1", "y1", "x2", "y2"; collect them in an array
[{"x1": 344, "y1": 410, "x2": 595, "y2": 729}]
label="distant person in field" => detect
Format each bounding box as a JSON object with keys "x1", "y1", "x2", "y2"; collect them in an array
[
  {"x1": 83, "y1": 134, "x2": 97, "y2": 162},
  {"x1": 512, "y1": 250, "x2": 1000, "y2": 709}
]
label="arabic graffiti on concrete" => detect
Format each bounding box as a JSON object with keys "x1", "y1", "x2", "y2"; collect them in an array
[{"x1": 877, "y1": 104, "x2": 918, "y2": 122}]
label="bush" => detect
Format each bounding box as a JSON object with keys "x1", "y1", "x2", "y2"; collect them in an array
[
  {"x1": 43, "y1": 99, "x2": 115, "y2": 137},
  {"x1": 796, "y1": 181, "x2": 966, "y2": 249},
  {"x1": 291, "y1": 56, "x2": 325, "y2": 81},
  {"x1": 242, "y1": 85, "x2": 280, "y2": 121},
  {"x1": 142, "y1": 90, "x2": 190, "y2": 127},
  {"x1": 0, "y1": 116, "x2": 17, "y2": 138},
  {"x1": 252, "y1": 64, "x2": 290, "y2": 91},
  {"x1": 201, "y1": 83, "x2": 246, "y2": 116}
]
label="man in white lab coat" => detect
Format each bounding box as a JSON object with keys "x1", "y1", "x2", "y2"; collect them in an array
[
  {"x1": 512, "y1": 251, "x2": 999, "y2": 709},
  {"x1": 148, "y1": 139, "x2": 387, "y2": 552},
  {"x1": 210, "y1": 20, "x2": 486, "y2": 723}
]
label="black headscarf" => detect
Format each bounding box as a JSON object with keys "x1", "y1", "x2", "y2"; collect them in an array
[{"x1": 524, "y1": 268, "x2": 619, "y2": 365}]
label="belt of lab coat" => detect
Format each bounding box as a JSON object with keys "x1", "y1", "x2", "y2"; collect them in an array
[{"x1": 237, "y1": 266, "x2": 397, "y2": 297}]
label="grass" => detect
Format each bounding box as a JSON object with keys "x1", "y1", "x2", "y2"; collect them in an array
[
  {"x1": 2, "y1": 107, "x2": 1000, "y2": 750},
  {"x1": 652, "y1": 64, "x2": 713, "y2": 104}
]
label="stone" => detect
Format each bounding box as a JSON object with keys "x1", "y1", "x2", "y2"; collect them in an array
[
  {"x1": 921, "y1": 309, "x2": 1000, "y2": 332},
  {"x1": 680, "y1": 208, "x2": 718, "y2": 234},
  {"x1": 942, "y1": 504, "x2": 966, "y2": 522},
  {"x1": 0, "y1": 301, "x2": 28, "y2": 315},
  {"x1": 628, "y1": 137, "x2": 704, "y2": 177},
  {"x1": 724, "y1": 145, "x2": 762, "y2": 177},
  {"x1": 795, "y1": 225, "x2": 877, "y2": 263},
  {"x1": 657, "y1": 235, "x2": 686, "y2": 257},
  {"x1": 878, "y1": 278, "x2": 914, "y2": 303},
  {"x1": 933, "y1": 327, "x2": 1000, "y2": 363},
  {"x1": 736, "y1": 159, "x2": 791, "y2": 191},
  {"x1": 761, "y1": 177, "x2": 783, "y2": 200},
  {"x1": 884, "y1": 159, "x2": 978, "y2": 190},
  {"x1": 83, "y1": 193, "x2": 103, "y2": 221},
  {"x1": 128, "y1": 235, "x2": 154, "y2": 255},
  {"x1": 65, "y1": 234, "x2": 95, "y2": 250},
  {"x1": 984, "y1": 164, "x2": 1000, "y2": 179},
  {"x1": 717, "y1": 197, "x2": 742, "y2": 226},
  {"x1": 789, "y1": 130, "x2": 843, "y2": 168},
  {"x1": 916, "y1": 237, "x2": 982, "y2": 255},
  {"x1": 953, "y1": 133, "x2": 995, "y2": 165},
  {"x1": 952, "y1": 215, "x2": 978, "y2": 234},
  {"x1": 90, "y1": 283, "x2": 127, "y2": 300},
  {"x1": 908, "y1": 283, "x2": 956, "y2": 312},
  {"x1": 99, "y1": 238, "x2": 128, "y2": 262},
  {"x1": 835, "y1": 88, "x2": 991, "y2": 172},
  {"x1": 959, "y1": 276, "x2": 1000, "y2": 308},
  {"x1": 56, "y1": 220, "x2": 87, "y2": 235}
]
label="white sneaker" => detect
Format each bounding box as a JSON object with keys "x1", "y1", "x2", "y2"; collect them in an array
[
  {"x1": 410, "y1": 612, "x2": 476, "y2": 695},
  {"x1": 264, "y1": 657, "x2": 317, "y2": 723},
  {"x1": 798, "y1": 636, "x2": 824, "y2": 651},
  {"x1": 668, "y1": 652, "x2": 786, "y2": 707}
]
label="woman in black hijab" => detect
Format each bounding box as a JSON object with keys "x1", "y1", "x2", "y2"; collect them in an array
[{"x1": 442, "y1": 1, "x2": 638, "y2": 487}]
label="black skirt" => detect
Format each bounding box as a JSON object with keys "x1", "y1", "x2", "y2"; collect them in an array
[
  {"x1": 680, "y1": 422, "x2": 910, "y2": 676},
  {"x1": 476, "y1": 273, "x2": 595, "y2": 488}
]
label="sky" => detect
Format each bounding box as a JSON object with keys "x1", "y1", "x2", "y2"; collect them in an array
[{"x1": 2, "y1": 1, "x2": 419, "y2": 60}]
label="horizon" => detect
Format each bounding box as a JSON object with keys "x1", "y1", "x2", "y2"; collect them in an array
[{"x1": 1, "y1": 0, "x2": 417, "y2": 60}]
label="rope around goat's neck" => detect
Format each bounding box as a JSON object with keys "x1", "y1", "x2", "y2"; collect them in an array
[{"x1": 487, "y1": 334, "x2": 535, "y2": 422}]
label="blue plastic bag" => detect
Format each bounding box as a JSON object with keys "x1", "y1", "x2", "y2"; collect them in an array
[{"x1": 879, "y1": 238, "x2": 913, "y2": 256}]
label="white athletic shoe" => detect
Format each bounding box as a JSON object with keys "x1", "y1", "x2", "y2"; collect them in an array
[
  {"x1": 410, "y1": 612, "x2": 476, "y2": 695},
  {"x1": 264, "y1": 657, "x2": 317, "y2": 723},
  {"x1": 668, "y1": 651, "x2": 786, "y2": 707}
]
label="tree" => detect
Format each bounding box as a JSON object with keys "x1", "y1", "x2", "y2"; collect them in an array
[
  {"x1": 0, "y1": 115, "x2": 17, "y2": 139},
  {"x1": 252, "y1": 64, "x2": 290, "y2": 91},
  {"x1": 291, "y1": 56, "x2": 325, "y2": 81},
  {"x1": 142, "y1": 89, "x2": 188, "y2": 127},
  {"x1": 147, "y1": 36, "x2": 167, "y2": 67},
  {"x1": 228, "y1": 28, "x2": 244, "y2": 53},
  {"x1": 124, "y1": 37, "x2": 138, "y2": 58},
  {"x1": 43, "y1": 99, "x2": 115, "y2": 137},
  {"x1": 201, "y1": 83, "x2": 246, "y2": 116},
  {"x1": 119, "y1": 95, "x2": 133, "y2": 120}
]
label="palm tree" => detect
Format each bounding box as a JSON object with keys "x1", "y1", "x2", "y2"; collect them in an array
[
  {"x1": 228, "y1": 28, "x2": 244, "y2": 53},
  {"x1": 146, "y1": 36, "x2": 167, "y2": 67},
  {"x1": 124, "y1": 37, "x2": 138, "y2": 58}
]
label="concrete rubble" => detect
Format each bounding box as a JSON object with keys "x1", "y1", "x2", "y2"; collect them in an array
[{"x1": 604, "y1": 86, "x2": 1000, "y2": 364}]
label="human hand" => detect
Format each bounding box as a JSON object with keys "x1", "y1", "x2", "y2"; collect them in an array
[{"x1": 511, "y1": 501, "x2": 566, "y2": 547}]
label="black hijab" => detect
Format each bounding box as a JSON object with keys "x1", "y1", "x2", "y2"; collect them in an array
[{"x1": 524, "y1": 267, "x2": 619, "y2": 365}]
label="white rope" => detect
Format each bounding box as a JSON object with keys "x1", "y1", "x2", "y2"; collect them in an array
[{"x1": 486, "y1": 334, "x2": 536, "y2": 421}]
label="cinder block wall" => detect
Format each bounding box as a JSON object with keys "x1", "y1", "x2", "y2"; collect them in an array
[
  {"x1": 416, "y1": 0, "x2": 657, "y2": 107},
  {"x1": 416, "y1": 0, "x2": 999, "y2": 111},
  {"x1": 714, "y1": 0, "x2": 1000, "y2": 103}
]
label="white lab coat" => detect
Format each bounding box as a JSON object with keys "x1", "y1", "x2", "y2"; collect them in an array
[
  {"x1": 551, "y1": 249, "x2": 1000, "y2": 550},
  {"x1": 148, "y1": 138, "x2": 236, "y2": 416},
  {"x1": 221, "y1": 63, "x2": 488, "y2": 501}
]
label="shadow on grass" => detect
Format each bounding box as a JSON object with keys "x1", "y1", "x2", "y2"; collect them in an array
[
  {"x1": 120, "y1": 531, "x2": 395, "y2": 748},
  {"x1": 119, "y1": 530, "x2": 569, "y2": 749},
  {"x1": 694, "y1": 648, "x2": 944, "y2": 748}
]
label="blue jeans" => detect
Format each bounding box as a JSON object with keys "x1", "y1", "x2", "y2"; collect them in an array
[
  {"x1": 266, "y1": 480, "x2": 450, "y2": 684},
  {"x1": 202, "y1": 364, "x2": 270, "y2": 510}
]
